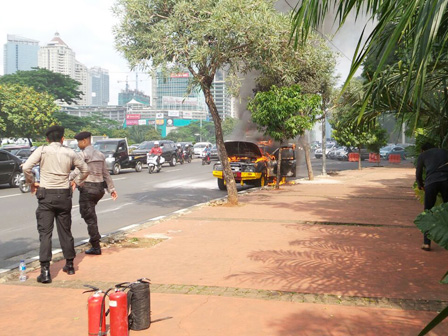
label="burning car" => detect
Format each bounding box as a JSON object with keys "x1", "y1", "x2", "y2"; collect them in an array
[{"x1": 212, "y1": 140, "x2": 296, "y2": 190}]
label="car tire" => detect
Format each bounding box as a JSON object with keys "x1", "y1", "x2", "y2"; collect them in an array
[
  {"x1": 112, "y1": 163, "x2": 121, "y2": 175},
  {"x1": 255, "y1": 172, "x2": 267, "y2": 187},
  {"x1": 19, "y1": 180, "x2": 30, "y2": 193},
  {"x1": 170, "y1": 156, "x2": 176, "y2": 166},
  {"x1": 217, "y1": 178, "x2": 226, "y2": 190},
  {"x1": 9, "y1": 172, "x2": 20, "y2": 187},
  {"x1": 135, "y1": 161, "x2": 142, "y2": 172}
]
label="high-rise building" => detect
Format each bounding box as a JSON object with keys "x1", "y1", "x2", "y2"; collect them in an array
[
  {"x1": 3, "y1": 34, "x2": 39, "y2": 75},
  {"x1": 90, "y1": 67, "x2": 110, "y2": 106},
  {"x1": 38, "y1": 32, "x2": 90, "y2": 105},
  {"x1": 211, "y1": 69, "x2": 232, "y2": 120},
  {"x1": 152, "y1": 68, "x2": 233, "y2": 119},
  {"x1": 152, "y1": 70, "x2": 207, "y2": 112}
]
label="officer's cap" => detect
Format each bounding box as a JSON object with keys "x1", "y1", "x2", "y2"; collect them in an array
[
  {"x1": 74, "y1": 131, "x2": 92, "y2": 140},
  {"x1": 45, "y1": 125, "x2": 65, "y2": 137}
]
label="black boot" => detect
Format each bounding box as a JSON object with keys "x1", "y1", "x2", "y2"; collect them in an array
[
  {"x1": 37, "y1": 265, "x2": 52, "y2": 284},
  {"x1": 85, "y1": 245, "x2": 101, "y2": 255},
  {"x1": 62, "y1": 259, "x2": 75, "y2": 275}
]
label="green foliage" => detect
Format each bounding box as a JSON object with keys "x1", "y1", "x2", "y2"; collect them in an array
[
  {"x1": 0, "y1": 68, "x2": 82, "y2": 105},
  {"x1": 53, "y1": 111, "x2": 123, "y2": 138},
  {"x1": 292, "y1": 0, "x2": 448, "y2": 122},
  {"x1": 165, "y1": 121, "x2": 214, "y2": 143},
  {"x1": 127, "y1": 125, "x2": 162, "y2": 143},
  {"x1": 0, "y1": 83, "x2": 58, "y2": 140},
  {"x1": 248, "y1": 85, "x2": 321, "y2": 142}
]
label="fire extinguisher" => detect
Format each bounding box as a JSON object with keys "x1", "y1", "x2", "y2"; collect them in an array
[
  {"x1": 109, "y1": 282, "x2": 130, "y2": 336},
  {"x1": 83, "y1": 285, "x2": 107, "y2": 336}
]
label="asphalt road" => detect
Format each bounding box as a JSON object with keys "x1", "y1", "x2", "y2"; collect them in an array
[{"x1": 0, "y1": 156, "x2": 407, "y2": 271}]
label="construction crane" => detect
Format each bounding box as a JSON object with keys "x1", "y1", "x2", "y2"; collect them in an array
[{"x1": 117, "y1": 73, "x2": 149, "y2": 91}]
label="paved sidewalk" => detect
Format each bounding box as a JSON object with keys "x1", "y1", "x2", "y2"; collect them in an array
[{"x1": 1, "y1": 165, "x2": 448, "y2": 335}]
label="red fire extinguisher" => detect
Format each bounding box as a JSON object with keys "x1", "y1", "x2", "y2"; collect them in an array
[
  {"x1": 83, "y1": 285, "x2": 107, "y2": 336},
  {"x1": 109, "y1": 283, "x2": 129, "y2": 336}
]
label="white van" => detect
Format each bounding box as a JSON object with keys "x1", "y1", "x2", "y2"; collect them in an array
[{"x1": 193, "y1": 142, "x2": 212, "y2": 157}]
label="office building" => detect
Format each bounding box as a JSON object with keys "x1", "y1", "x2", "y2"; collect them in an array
[
  {"x1": 38, "y1": 32, "x2": 90, "y2": 105},
  {"x1": 3, "y1": 34, "x2": 39, "y2": 75},
  {"x1": 118, "y1": 89, "x2": 150, "y2": 106},
  {"x1": 90, "y1": 66, "x2": 109, "y2": 106}
]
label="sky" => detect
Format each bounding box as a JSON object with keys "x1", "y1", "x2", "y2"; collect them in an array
[
  {"x1": 0, "y1": 1, "x2": 369, "y2": 106},
  {"x1": 0, "y1": 0, "x2": 151, "y2": 105}
]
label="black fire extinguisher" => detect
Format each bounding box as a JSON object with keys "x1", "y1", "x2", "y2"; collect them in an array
[{"x1": 128, "y1": 278, "x2": 151, "y2": 331}]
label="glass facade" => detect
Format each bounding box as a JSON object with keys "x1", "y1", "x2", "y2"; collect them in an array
[
  {"x1": 90, "y1": 67, "x2": 110, "y2": 106},
  {"x1": 3, "y1": 35, "x2": 39, "y2": 75}
]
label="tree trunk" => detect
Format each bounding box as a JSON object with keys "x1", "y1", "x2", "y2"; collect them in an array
[
  {"x1": 358, "y1": 147, "x2": 362, "y2": 170},
  {"x1": 275, "y1": 141, "x2": 283, "y2": 189},
  {"x1": 202, "y1": 84, "x2": 238, "y2": 205},
  {"x1": 321, "y1": 111, "x2": 327, "y2": 176},
  {"x1": 300, "y1": 135, "x2": 314, "y2": 180}
]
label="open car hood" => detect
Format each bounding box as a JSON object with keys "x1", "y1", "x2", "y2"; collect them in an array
[{"x1": 224, "y1": 141, "x2": 262, "y2": 158}]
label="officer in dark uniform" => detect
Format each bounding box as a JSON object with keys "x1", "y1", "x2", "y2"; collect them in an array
[
  {"x1": 23, "y1": 125, "x2": 89, "y2": 284},
  {"x1": 71, "y1": 131, "x2": 118, "y2": 255}
]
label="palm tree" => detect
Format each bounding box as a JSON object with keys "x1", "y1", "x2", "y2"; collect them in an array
[{"x1": 291, "y1": 0, "x2": 448, "y2": 118}]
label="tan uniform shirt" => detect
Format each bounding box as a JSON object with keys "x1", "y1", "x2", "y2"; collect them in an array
[
  {"x1": 70, "y1": 145, "x2": 116, "y2": 193},
  {"x1": 23, "y1": 142, "x2": 89, "y2": 189}
]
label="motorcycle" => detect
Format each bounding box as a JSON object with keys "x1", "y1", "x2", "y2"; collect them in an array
[
  {"x1": 147, "y1": 154, "x2": 165, "y2": 174},
  {"x1": 177, "y1": 150, "x2": 184, "y2": 165},
  {"x1": 202, "y1": 152, "x2": 211, "y2": 165},
  {"x1": 184, "y1": 150, "x2": 192, "y2": 163},
  {"x1": 19, "y1": 165, "x2": 40, "y2": 193}
]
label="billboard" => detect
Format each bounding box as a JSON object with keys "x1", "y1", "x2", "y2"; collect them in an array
[
  {"x1": 138, "y1": 119, "x2": 147, "y2": 125},
  {"x1": 126, "y1": 119, "x2": 139, "y2": 126},
  {"x1": 156, "y1": 112, "x2": 164, "y2": 119},
  {"x1": 168, "y1": 110, "x2": 180, "y2": 117},
  {"x1": 126, "y1": 114, "x2": 141, "y2": 120},
  {"x1": 183, "y1": 111, "x2": 192, "y2": 119},
  {"x1": 162, "y1": 96, "x2": 198, "y2": 106},
  {"x1": 156, "y1": 119, "x2": 165, "y2": 125},
  {"x1": 170, "y1": 73, "x2": 189, "y2": 78}
]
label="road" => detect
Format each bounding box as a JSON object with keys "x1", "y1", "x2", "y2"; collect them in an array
[{"x1": 0, "y1": 156, "x2": 405, "y2": 271}]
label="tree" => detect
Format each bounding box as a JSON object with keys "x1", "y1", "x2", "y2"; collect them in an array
[
  {"x1": 127, "y1": 125, "x2": 161, "y2": 144},
  {"x1": 113, "y1": 0, "x2": 300, "y2": 204},
  {"x1": 0, "y1": 84, "x2": 58, "y2": 143},
  {"x1": 291, "y1": 0, "x2": 448, "y2": 120},
  {"x1": 0, "y1": 68, "x2": 83, "y2": 105},
  {"x1": 248, "y1": 84, "x2": 321, "y2": 188},
  {"x1": 330, "y1": 80, "x2": 387, "y2": 169}
]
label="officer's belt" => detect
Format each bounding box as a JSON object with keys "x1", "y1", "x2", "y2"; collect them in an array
[{"x1": 40, "y1": 188, "x2": 71, "y2": 194}]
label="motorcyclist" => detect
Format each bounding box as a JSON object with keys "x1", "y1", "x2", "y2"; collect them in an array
[
  {"x1": 185, "y1": 144, "x2": 193, "y2": 161},
  {"x1": 149, "y1": 141, "x2": 163, "y2": 166},
  {"x1": 203, "y1": 144, "x2": 212, "y2": 163},
  {"x1": 176, "y1": 143, "x2": 184, "y2": 163}
]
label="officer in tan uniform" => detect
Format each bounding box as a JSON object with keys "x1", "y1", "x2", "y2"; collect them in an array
[
  {"x1": 23, "y1": 125, "x2": 89, "y2": 284},
  {"x1": 71, "y1": 131, "x2": 118, "y2": 255}
]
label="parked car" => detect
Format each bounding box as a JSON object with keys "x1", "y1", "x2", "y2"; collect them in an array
[
  {"x1": 380, "y1": 145, "x2": 406, "y2": 160},
  {"x1": 132, "y1": 140, "x2": 178, "y2": 166},
  {"x1": 193, "y1": 142, "x2": 212, "y2": 157},
  {"x1": 314, "y1": 144, "x2": 335, "y2": 159},
  {"x1": 0, "y1": 149, "x2": 22, "y2": 187},
  {"x1": 0, "y1": 145, "x2": 32, "y2": 162},
  {"x1": 94, "y1": 138, "x2": 144, "y2": 175}
]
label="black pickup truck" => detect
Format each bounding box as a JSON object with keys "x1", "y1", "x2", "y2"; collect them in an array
[{"x1": 94, "y1": 138, "x2": 144, "y2": 175}]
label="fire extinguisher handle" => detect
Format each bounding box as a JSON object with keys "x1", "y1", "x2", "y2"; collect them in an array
[
  {"x1": 83, "y1": 284, "x2": 100, "y2": 293},
  {"x1": 115, "y1": 281, "x2": 130, "y2": 289}
]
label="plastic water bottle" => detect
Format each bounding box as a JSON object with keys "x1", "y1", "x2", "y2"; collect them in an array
[{"x1": 19, "y1": 260, "x2": 26, "y2": 282}]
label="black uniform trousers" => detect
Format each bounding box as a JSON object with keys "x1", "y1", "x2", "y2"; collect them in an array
[
  {"x1": 36, "y1": 188, "x2": 74, "y2": 265},
  {"x1": 79, "y1": 182, "x2": 105, "y2": 248},
  {"x1": 423, "y1": 179, "x2": 448, "y2": 245}
]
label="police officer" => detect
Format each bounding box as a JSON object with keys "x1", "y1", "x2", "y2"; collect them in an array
[
  {"x1": 70, "y1": 131, "x2": 118, "y2": 256},
  {"x1": 23, "y1": 125, "x2": 89, "y2": 284}
]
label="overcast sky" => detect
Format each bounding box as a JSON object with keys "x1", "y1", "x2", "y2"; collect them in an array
[{"x1": 0, "y1": 0, "x2": 151, "y2": 105}]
